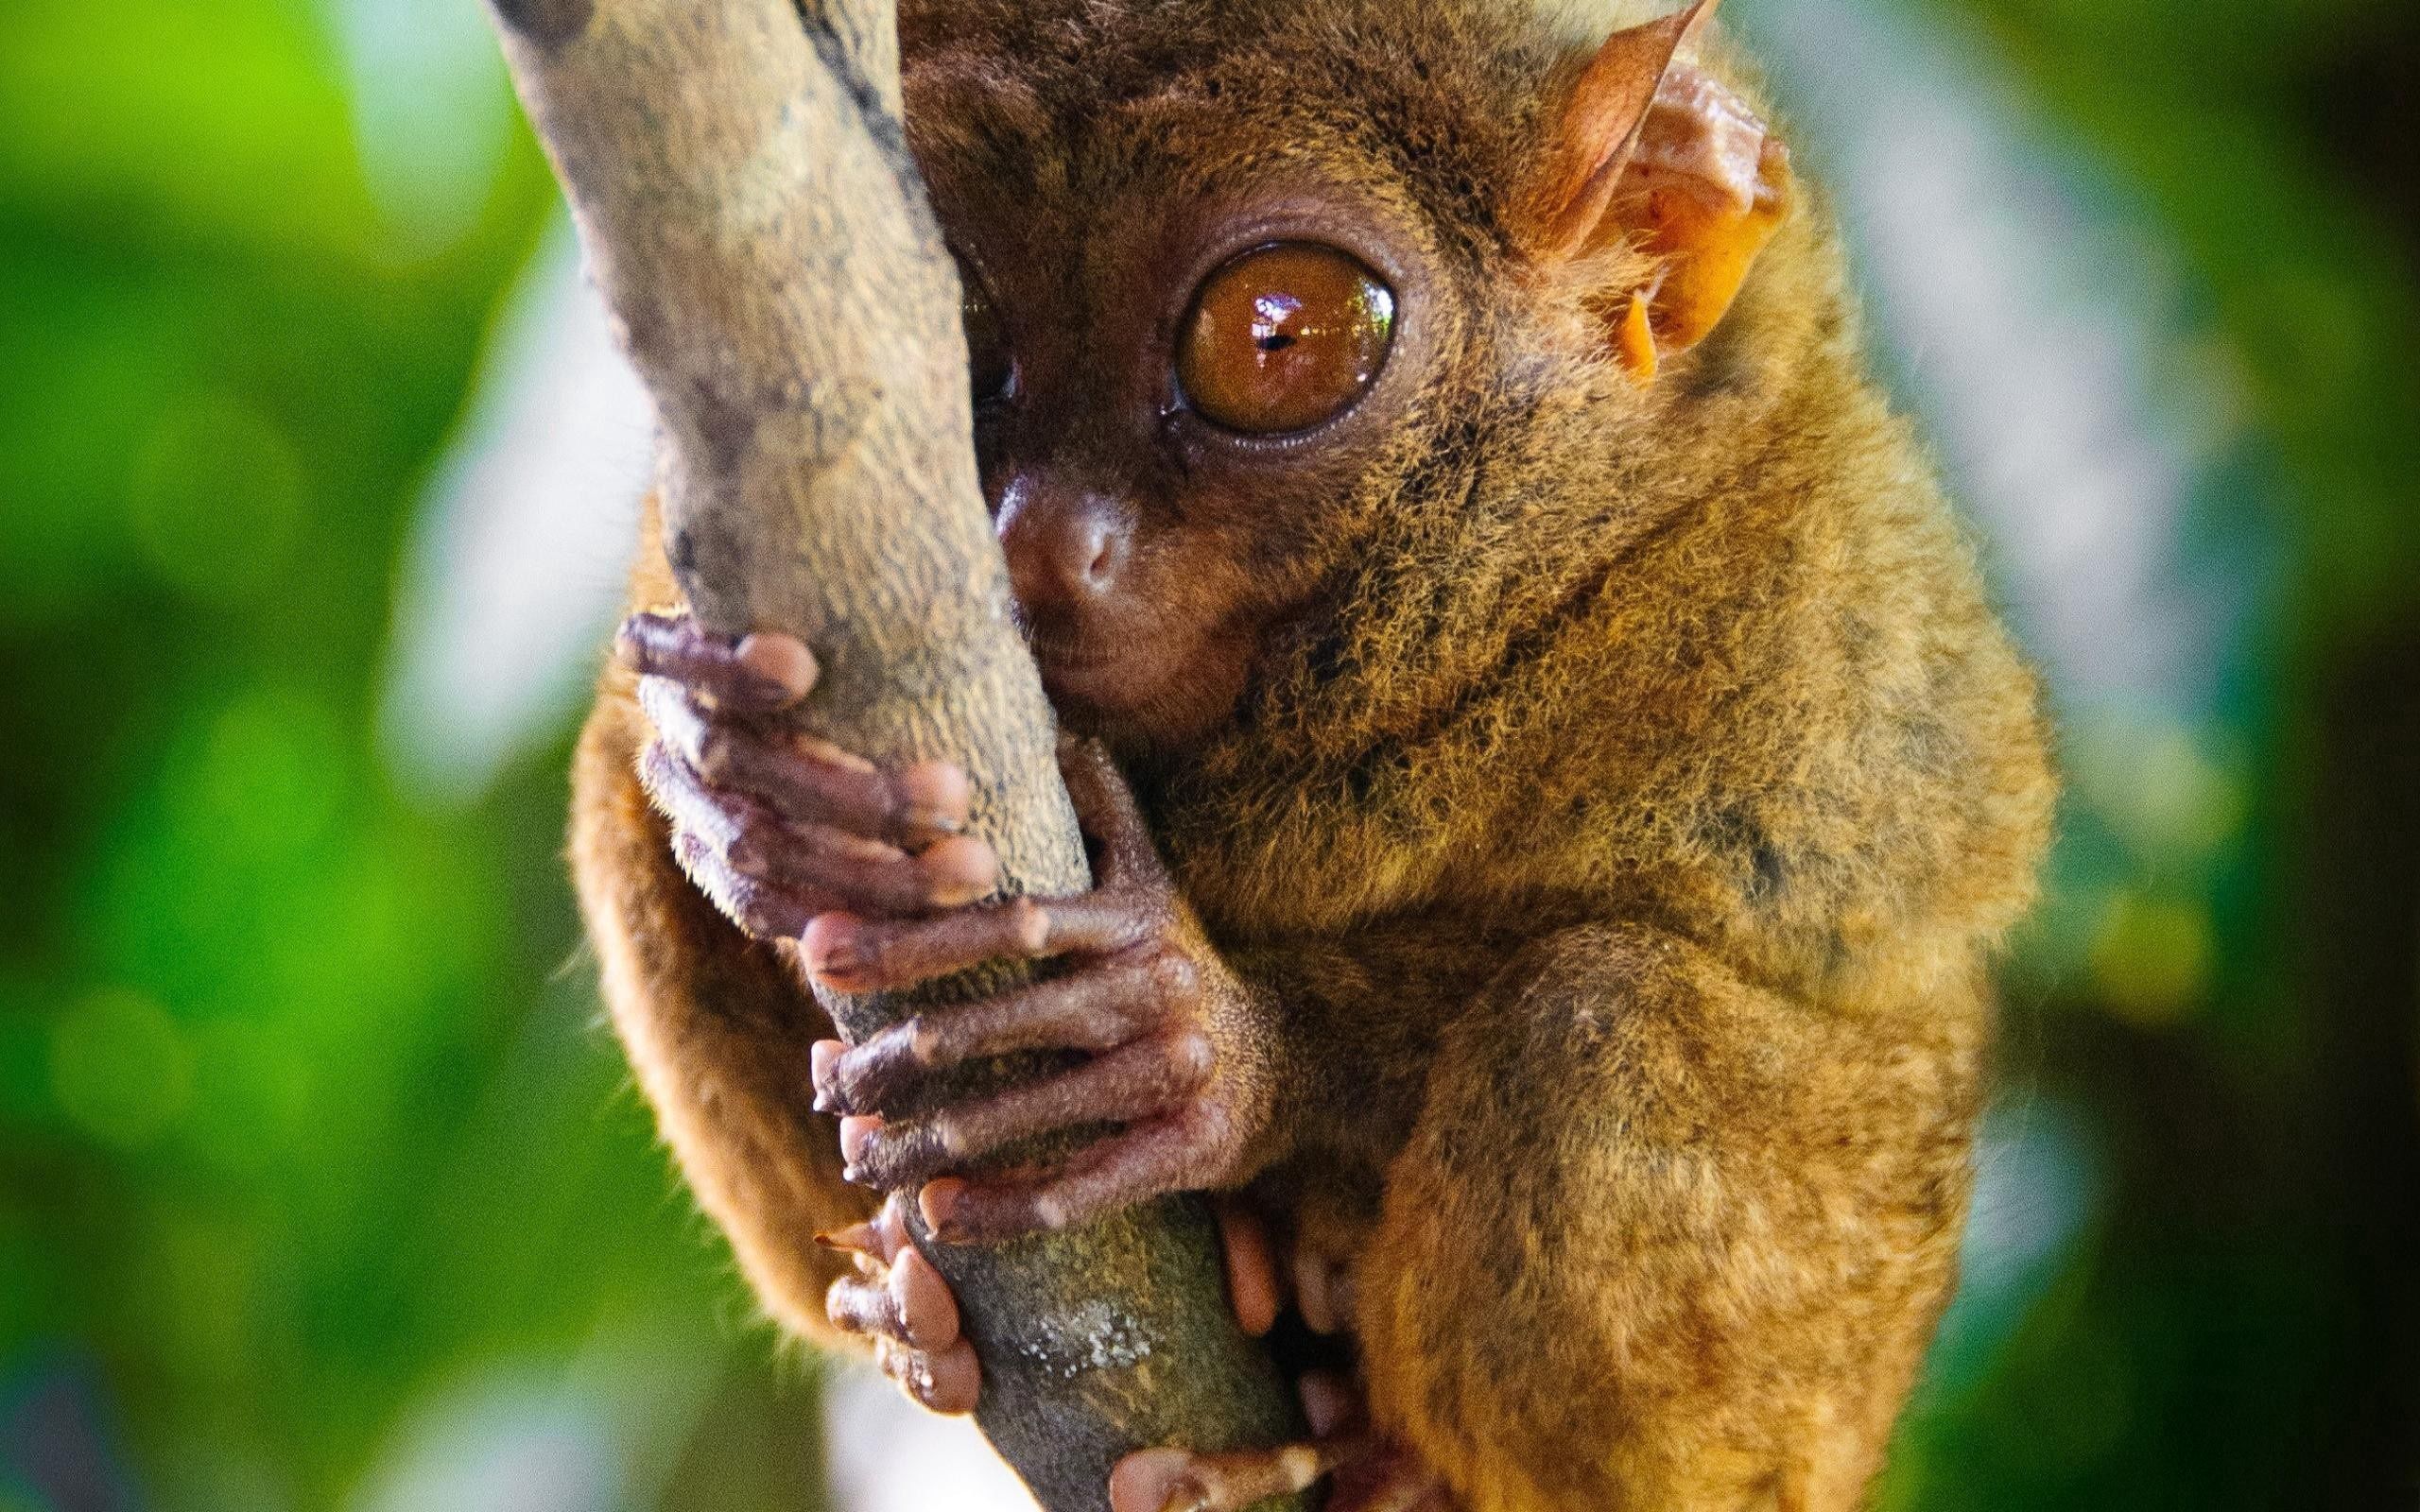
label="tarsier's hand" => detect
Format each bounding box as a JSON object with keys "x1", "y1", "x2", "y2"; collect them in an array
[
  {"x1": 617, "y1": 610, "x2": 1000, "y2": 933},
  {"x1": 804, "y1": 730, "x2": 1279, "y2": 1246},
  {"x1": 618, "y1": 609, "x2": 1279, "y2": 1245}
]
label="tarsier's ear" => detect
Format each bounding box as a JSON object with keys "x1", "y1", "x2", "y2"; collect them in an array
[{"x1": 1524, "y1": 0, "x2": 1794, "y2": 382}]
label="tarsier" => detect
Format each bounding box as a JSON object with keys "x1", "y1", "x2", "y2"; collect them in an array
[{"x1": 569, "y1": 0, "x2": 2056, "y2": 1506}]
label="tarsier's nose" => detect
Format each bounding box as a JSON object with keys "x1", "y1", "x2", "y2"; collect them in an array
[{"x1": 997, "y1": 473, "x2": 1133, "y2": 613}]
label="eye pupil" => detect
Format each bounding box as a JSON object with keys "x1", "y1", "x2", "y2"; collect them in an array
[{"x1": 1177, "y1": 243, "x2": 1395, "y2": 436}]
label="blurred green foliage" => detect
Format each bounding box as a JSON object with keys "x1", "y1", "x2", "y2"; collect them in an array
[
  {"x1": 0, "y1": 0, "x2": 2413, "y2": 1508},
  {"x1": 0, "y1": 1, "x2": 824, "y2": 1506}
]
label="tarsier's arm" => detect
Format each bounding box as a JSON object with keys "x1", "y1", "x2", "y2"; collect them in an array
[
  {"x1": 570, "y1": 659, "x2": 872, "y2": 1349},
  {"x1": 568, "y1": 510, "x2": 993, "y2": 1361}
]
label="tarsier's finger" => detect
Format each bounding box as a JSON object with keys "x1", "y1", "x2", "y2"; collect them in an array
[
  {"x1": 648, "y1": 739, "x2": 994, "y2": 919},
  {"x1": 819, "y1": 1228, "x2": 962, "y2": 1353},
  {"x1": 1108, "y1": 1440, "x2": 1353, "y2": 1512},
  {"x1": 1216, "y1": 1199, "x2": 1282, "y2": 1338},
  {"x1": 839, "y1": 1028, "x2": 1211, "y2": 1192},
  {"x1": 916, "y1": 1105, "x2": 1223, "y2": 1244},
  {"x1": 648, "y1": 748, "x2": 895, "y2": 929},
  {"x1": 802, "y1": 892, "x2": 1145, "y2": 994},
  {"x1": 638, "y1": 674, "x2": 974, "y2": 851},
  {"x1": 1295, "y1": 1370, "x2": 1361, "y2": 1438},
  {"x1": 874, "y1": 1334, "x2": 981, "y2": 1416},
  {"x1": 810, "y1": 958, "x2": 1161, "y2": 1116},
  {"x1": 671, "y1": 830, "x2": 817, "y2": 938},
  {"x1": 824, "y1": 1271, "x2": 907, "y2": 1340},
  {"x1": 1057, "y1": 734, "x2": 1161, "y2": 886},
  {"x1": 616, "y1": 611, "x2": 817, "y2": 712},
  {"x1": 641, "y1": 740, "x2": 747, "y2": 852},
  {"x1": 739, "y1": 817, "x2": 995, "y2": 919},
  {"x1": 886, "y1": 1245, "x2": 962, "y2": 1350}
]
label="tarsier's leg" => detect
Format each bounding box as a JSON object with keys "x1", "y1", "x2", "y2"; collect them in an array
[{"x1": 1357, "y1": 925, "x2": 1983, "y2": 1512}]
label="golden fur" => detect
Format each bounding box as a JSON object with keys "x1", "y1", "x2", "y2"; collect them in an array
[{"x1": 571, "y1": 2, "x2": 2056, "y2": 1505}]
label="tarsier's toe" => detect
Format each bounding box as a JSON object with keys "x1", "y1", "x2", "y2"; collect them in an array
[
  {"x1": 876, "y1": 1334, "x2": 980, "y2": 1416},
  {"x1": 615, "y1": 612, "x2": 818, "y2": 711},
  {"x1": 1106, "y1": 1363, "x2": 1458, "y2": 1512},
  {"x1": 1215, "y1": 1199, "x2": 1282, "y2": 1338},
  {"x1": 1108, "y1": 1443, "x2": 1336, "y2": 1512},
  {"x1": 821, "y1": 1194, "x2": 983, "y2": 1416},
  {"x1": 886, "y1": 1244, "x2": 960, "y2": 1350}
]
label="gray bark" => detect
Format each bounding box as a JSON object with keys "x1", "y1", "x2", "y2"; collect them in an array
[{"x1": 486, "y1": 1, "x2": 1304, "y2": 1508}]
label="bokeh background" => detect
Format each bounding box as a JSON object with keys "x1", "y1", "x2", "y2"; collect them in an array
[{"x1": 3, "y1": 0, "x2": 2415, "y2": 1507}]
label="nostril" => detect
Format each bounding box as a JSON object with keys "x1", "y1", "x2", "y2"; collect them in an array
[
  {"x1": 998, "y1": 473, "x2": 1133, "y2": 608},
  {"x1": 1067, "y1": 510, "x2": 1128, "y2": 596}
]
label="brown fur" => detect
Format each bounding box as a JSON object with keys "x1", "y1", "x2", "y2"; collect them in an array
[{"x1": 569, "y1": 1, "x2": 2056, "y2": 1505}]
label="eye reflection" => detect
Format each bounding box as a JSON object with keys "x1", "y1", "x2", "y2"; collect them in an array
[{"x1": 1177, "y1": 243, "x2": 1395, "y2": 435}]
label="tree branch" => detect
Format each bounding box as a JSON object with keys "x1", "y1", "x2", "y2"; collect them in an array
[{"x1": 487, "y1": 0, "x2": 1303, "y2": 1507}]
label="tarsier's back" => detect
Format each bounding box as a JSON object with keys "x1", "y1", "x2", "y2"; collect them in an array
[{"x1": 576, "y1": 0, "x2": 2056, "y2": 1506}]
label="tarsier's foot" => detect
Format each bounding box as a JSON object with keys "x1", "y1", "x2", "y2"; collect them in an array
[
  {"x1": 1115, "y1": 1208, "x2": 1458, "y2": 1512},
  {"x1": 805, "y1": 736, "x2": 1279, "y2": 1246},
  {"x1": 1111, "y1": 1386, "x2": 1458, "y2": 1512},
  {"x1": 827, "y1": 1194, "x2": 1454, "y2": 1511},
  {"x1": 821, "y1": 1191, "x2": 981, "y2": 1414}
]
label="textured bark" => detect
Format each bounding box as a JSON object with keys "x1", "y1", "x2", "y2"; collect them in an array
[{"x1": 487, "y1": 2, "x2": 1301, "y2": 1508}]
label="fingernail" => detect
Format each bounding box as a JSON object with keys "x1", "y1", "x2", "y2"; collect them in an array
[
  {"x1": 810, "y1": 1040, "x2": 842, "y2": 1112},
  {"x1": 899, "y1": 803, "x2": 965, "y2": 839},
  {"x1": 815, "y1": 1220, "x2": 877, "y2": 1255},
  {"x1": 840, "y1": 1114, "x2": 882, "y2": 1169},
  {"x1": 807, "y1": 929, "x2": 864, "y2": 983},
  {"x1": 735, "y1": 633, "x2": 816, "y2": 701},
  {"x1": 918, "y1": 1177, "x2": 967, "y2": 1240}
]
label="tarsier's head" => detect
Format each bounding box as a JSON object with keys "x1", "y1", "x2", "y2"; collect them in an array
[{"x1": 899, "y1": 0, "x2": 1799, "y2": 753}]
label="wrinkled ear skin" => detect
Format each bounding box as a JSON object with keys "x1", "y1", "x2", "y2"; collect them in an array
[
  {"x1": 1529, "y1": 0, "x2": 1711, "y2": 262},
  {"x1": 1526, "y1": 0, "x2": 1795, "y2": 376}
]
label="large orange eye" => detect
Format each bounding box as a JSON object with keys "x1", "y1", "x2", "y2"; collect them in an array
[
  {"x1": 959, "y1": 265, "x2": 1015, "y2": 406},
  {"x1": 1177, "y1": 243, "x2": 1395, "y2": 435}
]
